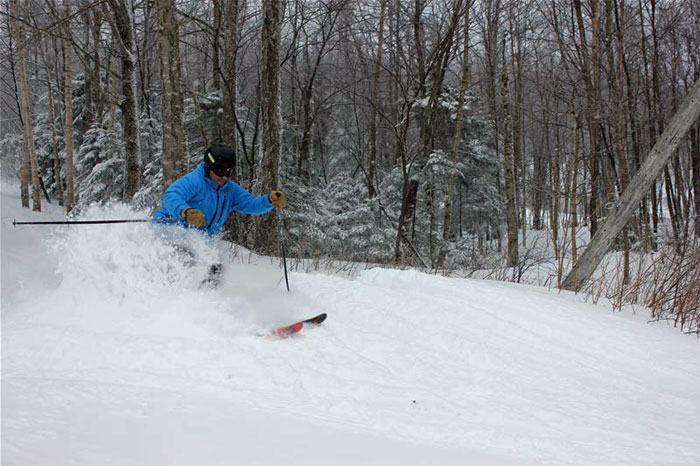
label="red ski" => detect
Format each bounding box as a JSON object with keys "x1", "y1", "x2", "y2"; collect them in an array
[
  {"x1": 269, "y1": 313, "x2": 327, "y2": 337},
  {"x1": 270, "y1": 321, "x2": 304, "y2": 337}
]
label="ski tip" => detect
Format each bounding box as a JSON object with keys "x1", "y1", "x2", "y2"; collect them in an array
[{"x1": 304, "y1": 313, "x2": 327, "y2": 325}]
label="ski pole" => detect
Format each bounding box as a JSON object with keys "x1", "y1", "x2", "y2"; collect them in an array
[
  {"x1": 13, "y1": 219, "x2": 150, "y2": 226},
  {"x1": 277, "y1": 206, "x2": 290, "y2": 293}
]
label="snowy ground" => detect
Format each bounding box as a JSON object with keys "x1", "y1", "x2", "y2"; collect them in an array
[{"x1": 2, "y1": 186, "x2": 699, "y2": 466}]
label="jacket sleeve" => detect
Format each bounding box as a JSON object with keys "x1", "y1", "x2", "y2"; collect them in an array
[
  {"x1": 161, "y1": 172, "x2": 201, "y2": 218},
  {"x1": 228, "y1": 182, "x2": 274, "y2": 215}
]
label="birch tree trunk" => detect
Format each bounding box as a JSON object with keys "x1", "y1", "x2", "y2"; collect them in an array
[
  {"x1": 6, "y1": 3, "x2": 29, "y2": 207},
  {"x1": 156, "y1": 0, "x2": 187, "y2": 187},
  {"x1": 10, "y1": 0, "x2": 41, "y2": 211},
  {"x1": 63, "y1": 2, "x2": 75, "y2": 213},
  {"x1": 561, "y1": 78, "x2": 700, "y2": 292}
]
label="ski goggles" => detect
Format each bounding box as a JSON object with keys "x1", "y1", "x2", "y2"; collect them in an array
[{"x1": 212, "y1": 165, "x2": 233, "y2": 177}]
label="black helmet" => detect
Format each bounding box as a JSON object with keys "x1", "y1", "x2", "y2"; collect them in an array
[{"x1": 204, "y1": 143, "x2": 236, "y2": 171}]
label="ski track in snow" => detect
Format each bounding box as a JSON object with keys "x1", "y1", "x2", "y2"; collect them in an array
[{"x1": 2, "y1": 188, "x2": 700, "y2": 466}]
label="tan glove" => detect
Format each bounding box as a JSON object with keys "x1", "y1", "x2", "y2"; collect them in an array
[
  {"x1": 269, "y1": 190, "x2": 287, "y2": 209},
  {"x1": 182, "y1": 207, "x2": 205, "y2": 226}
]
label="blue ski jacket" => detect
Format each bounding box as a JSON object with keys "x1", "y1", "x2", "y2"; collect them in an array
[{"x1": 153, "y1": 162, "x2": 273, "y2": 236}]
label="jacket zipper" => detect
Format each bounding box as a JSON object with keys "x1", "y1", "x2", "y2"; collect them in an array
[
  {"x1": 206, "y1": 187, "x2": 221, "y2": 230},
  {"x1": 215, "y1": 199, "x2": 227, "y2": 226}
]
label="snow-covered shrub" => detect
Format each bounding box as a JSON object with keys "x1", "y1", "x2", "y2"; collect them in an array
[{"x1": 611, "y1": 241, "x2": 700, "y2": 335}]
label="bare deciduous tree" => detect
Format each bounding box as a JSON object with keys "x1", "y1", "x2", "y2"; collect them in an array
[
  {"x1": 561, "y1": 78, "x2": 700, "y2": 292},
  {"x1": 9, "y1": 0, "x2": 40, "y2": 211}
]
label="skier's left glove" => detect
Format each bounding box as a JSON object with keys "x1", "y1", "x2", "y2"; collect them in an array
[{"x1": 269, "y1": 190, "x2": 287, "y2": 209}]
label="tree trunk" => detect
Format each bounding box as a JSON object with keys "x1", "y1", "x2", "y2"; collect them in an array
[
  {"x1": 511, "y1": 8, "x2": 526, "y2": 247},
  {"x1": 549, "y1": 111, "x2": 561, "y2": 284},
  {"x1": 220, "y1": 0, "x2": 242, "y2": 244},
  {"x1": 296, "y1": 4, "x2": 344, "y2": 184},
  {"x1": 222, "y1": 0, "x2": 238, "y2": 146},
  {"x1": 394, "y1": 1, "x2": 460, "y2": 263},
  {"x1": 608, "y1": 0, "x2": 630, "y2": 281},
  {"x1": 394, "y1": 0, "x2": 427, "y2": 262},
  {"x1": 412, "y1": 0, "x2": 426, "y2": 96},
  {"x1": 692, "y1": 125, "x2": 700, "y2": 238},
  {"x1": 108, "y1": 0, "x2": 142, "y2": 199},
  {"x1": 93, "y1": 9, "x2": 105, "y2": 125},
  {"x1": 482, "y1": 0, "x2": 502, "y2": 253},
  {"x1": 156, "y1": 0, "x2": 187, "y2": 188},
  {"x1": 63, "y1": 3, "x2": 75, "y2": 213},
  {"x1": 441, "y1": 0, "x2": 472, "y2": 260},
  {"x1": 618, "y1": 0, "x2": 646, "y2": 248},
  {"x1": 573, "y1": 0, "x2": 602, "y2": 236},
  {"x1": 135, "y1": 2, "x2": 155, "y2": 125},
  {"x1": 38, "y1": 32, "x2": 64, "y2": 207},
  {"x1": 254, "y1": 0, "x2": 283, "y2": 254},
  {"x1": 212, "y1": 0, "x2": 222, "y2": 91},
  {"x1": 367, "y1": 0, "x2": 387, "y2": 199},
  {"x1": 10, "y1": 0, "x2": 41, "y2": 211},
  {"x1": 570, "y1": 112, "x2": 582, "y2": 268},
  {"x1": 561, "y1": 78, "x2": 700, "y2": 292},
  {"x1": 639, "y1": 0, "x2": 659, "y2": 245},
  {"x1": 297, "y1": 81, "x2": 314, "y2": 183},
  {"x1": 502, "y1": 48, "x2": 518, "y2": 268},
  {"x1": 6, "y1": 2, "x2": 28, "y2": 207}
]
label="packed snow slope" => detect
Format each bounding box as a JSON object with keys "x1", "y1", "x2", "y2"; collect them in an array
[{"x1": 2, "y1": 187, "x2": 699, "y2": 466}]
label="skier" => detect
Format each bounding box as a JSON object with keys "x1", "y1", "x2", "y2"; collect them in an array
[
  {"x1": 153, "y1": 142, "x2": 287, "y2": 286},
  {"x1": 153, "y1": 142, "x2": 287, "y2": 234}
]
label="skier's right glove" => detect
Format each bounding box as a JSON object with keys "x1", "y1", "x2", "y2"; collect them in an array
[{"x1": 182, "y1": 207, "x2": 205, "y2": 226}]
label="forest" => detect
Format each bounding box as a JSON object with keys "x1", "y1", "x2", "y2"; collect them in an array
[{"x1": 1, "y1": 0, "x2": 699, "y2": 334}]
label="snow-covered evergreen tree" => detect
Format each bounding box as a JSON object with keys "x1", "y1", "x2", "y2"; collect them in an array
[
  {"x1": 0, "y1": 135, "x2": 23, "y2": 182},
  {"x1": 285, "y1": 172, "x2": 395, "y2": 264},
  {"x1": 183, "y1": 91, "x2": 223, "y2": 169},
  {"x1": 74, "y1": 123, "x2": 124, "y2": 208},
  {"x1": 400, "y1": 88, "x2": 503, "y2": 268}
]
